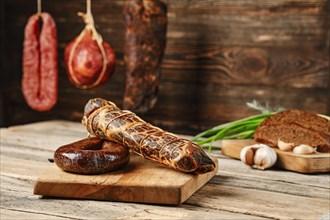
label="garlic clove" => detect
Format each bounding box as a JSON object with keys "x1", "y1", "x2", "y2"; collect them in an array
[
  {"x1": 293, "y1": 145, "x2": 316, "y2": 155},
  {"x1": 240, "y1": 144, "x2": 277, "y2": 170},
  {"x1": 240, "y1": 147, "x2": 255, "y2": 166},
  {"x1": 253, "y1": 146, "x2": 277, "y2": 170},
  {"x1": 277, "y1": 139, "x2": 295, "y2": 151}
]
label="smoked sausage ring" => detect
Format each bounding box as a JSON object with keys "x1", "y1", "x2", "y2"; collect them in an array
[{"x1": 54, "y1": 137, "x2": 130, "y2": 174}]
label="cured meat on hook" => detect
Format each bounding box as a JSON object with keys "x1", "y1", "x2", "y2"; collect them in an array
[{"x1": 123, "y1": 0, "x2": 167, "y2": 113}]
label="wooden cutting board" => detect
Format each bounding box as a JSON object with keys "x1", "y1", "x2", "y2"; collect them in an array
[
  {"x1": 34, "y1": 155, "x2": 218, "y2": 205},
  {"x1": 221, "y1": 139, "x2": 330, "y2": 173}
]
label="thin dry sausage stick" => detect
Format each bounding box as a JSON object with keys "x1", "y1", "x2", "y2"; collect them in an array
[{"x1": 22, "y1": 13, "x2": 58, "y2": 111}]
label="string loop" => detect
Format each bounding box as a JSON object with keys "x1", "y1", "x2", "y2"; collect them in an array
[
  {"x1": 37, "y1": 0, "x2": 42, "y2": 16},
  {"x1": 68, "y1": 0, "x2": 108, "y2": 89}
]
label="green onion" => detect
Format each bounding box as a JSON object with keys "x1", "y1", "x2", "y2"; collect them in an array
[
  {"x1": 200, "y1": 145, "x2": 221, "y2": 151},
  {"x1": 192, "y1": 113, "x2": 274, "y2": 147},
  {"x1": 193, "y1": 99, "x2": 330, "y2": 150},
  {"x1": 193, "y1": 112, "x2": 330, "y2": 149},
  {"x1": 192, "y1": 113, "x2": 273, "y2": 141}
]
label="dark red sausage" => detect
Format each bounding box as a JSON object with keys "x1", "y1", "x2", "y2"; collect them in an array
[
  {"x1": 22, "y1": 13, "x2": 58, "y2": 111},
  {"x1": 54, "y1": 137, "x2": 130, "y2": 174}
]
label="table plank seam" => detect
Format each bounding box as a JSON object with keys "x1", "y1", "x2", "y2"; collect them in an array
[{"x1": 0, "y1": 207, "x2": 82, "y2": 220}]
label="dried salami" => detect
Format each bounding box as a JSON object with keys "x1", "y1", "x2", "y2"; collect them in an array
[
  {"x1": 22, "y1": 13, "x2": 58, "y2": 111},
  {"x1": 123, "y1": 0, "x2": 167, "y2": 113}
]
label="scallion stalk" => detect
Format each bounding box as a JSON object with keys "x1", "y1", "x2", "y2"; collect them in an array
[
  {"x1": 193, "y1": 99, "x2": 330, "y2": 150},
  {"x1": 192, "y1": 113, "x2": 274, "y2": 147}
]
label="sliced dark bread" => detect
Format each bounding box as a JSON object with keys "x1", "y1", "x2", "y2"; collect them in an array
[
  {"x1": 259, "y1": 109, "x2": 330, "y2": 136},
  {"x1": 254, "y1": 109, "x2": 330, "y2": 152},
  {"x1": 254, "y1": 122, "x2": 330, "y2": 152}
]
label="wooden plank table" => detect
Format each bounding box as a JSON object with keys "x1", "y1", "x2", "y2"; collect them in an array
[{"x1": 1, "y1": 120, "x2": 329, "y2": 219}]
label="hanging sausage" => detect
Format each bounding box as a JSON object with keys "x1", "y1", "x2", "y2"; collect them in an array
[
  {"x1": 64, "y1": 0, "x2": 115, "y2": 89},
  {"x1": 123, "y1": 0, "x2": 167, "y2": 113},
  {"x1": 22, "y1": 0, "x2": 58, "y2": 111}
]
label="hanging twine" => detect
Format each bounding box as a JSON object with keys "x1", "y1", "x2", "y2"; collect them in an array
[
  {"x1": 37, "y1": 0, "x2": 42, "y2": 16},
  {"x1": 78, "y1": 0, "x2": 95, "y2": 30},
  {"x1": 68, "y1": 0, "x2": 108, "y2": 89},
  {"x1": 86, "y1": 0, "x2": 91, "y2": 15}
]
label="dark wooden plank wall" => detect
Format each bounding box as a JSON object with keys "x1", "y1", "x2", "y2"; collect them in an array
[{"x1": 1, "y1": 0, "x2": 329, "y2": 134}]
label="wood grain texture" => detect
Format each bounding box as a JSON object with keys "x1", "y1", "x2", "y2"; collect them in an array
[
  {"x1": 33, "y1": 155, "x2": 218, "y2": 205},
  {"x1": 1, "y1": 0, "x2": 329, "y2": 135},
  {"x1": 221, "y1": 139, "x2": 330, "y2": 173},
  {"x1": 1, "y1": 121, "x2": 330, "y2": 219}
]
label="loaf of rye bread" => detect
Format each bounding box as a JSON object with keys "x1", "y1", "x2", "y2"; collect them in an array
[{"x1": 254, "y1": 109, "x2": 330, "y2": 152}]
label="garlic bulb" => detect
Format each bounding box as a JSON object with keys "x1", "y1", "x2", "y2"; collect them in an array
[
  {"x1": 240, "y1": 144, "x2": 277, "y2": 170},
  {"x1": 293, "y1": 145, "x2": 316, "y2": 155},
  {"x1": 277, "y1": 139, "x2": 295, "y2": 151}
]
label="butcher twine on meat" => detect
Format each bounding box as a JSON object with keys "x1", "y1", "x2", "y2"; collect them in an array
[{"x1": 82, "y1": 98, "x2": 215, "y2": 174}]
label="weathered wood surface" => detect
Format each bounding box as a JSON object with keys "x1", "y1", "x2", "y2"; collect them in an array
[
  {"x1": 221, "y1": 139, "x2": 330, "y2": 173},
  {"x1": 1, "y1": 120, "x2": 329, "y2": 219},
  {"x1": 1, "y1": 0, "x2": 329, "y2": 134}
]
